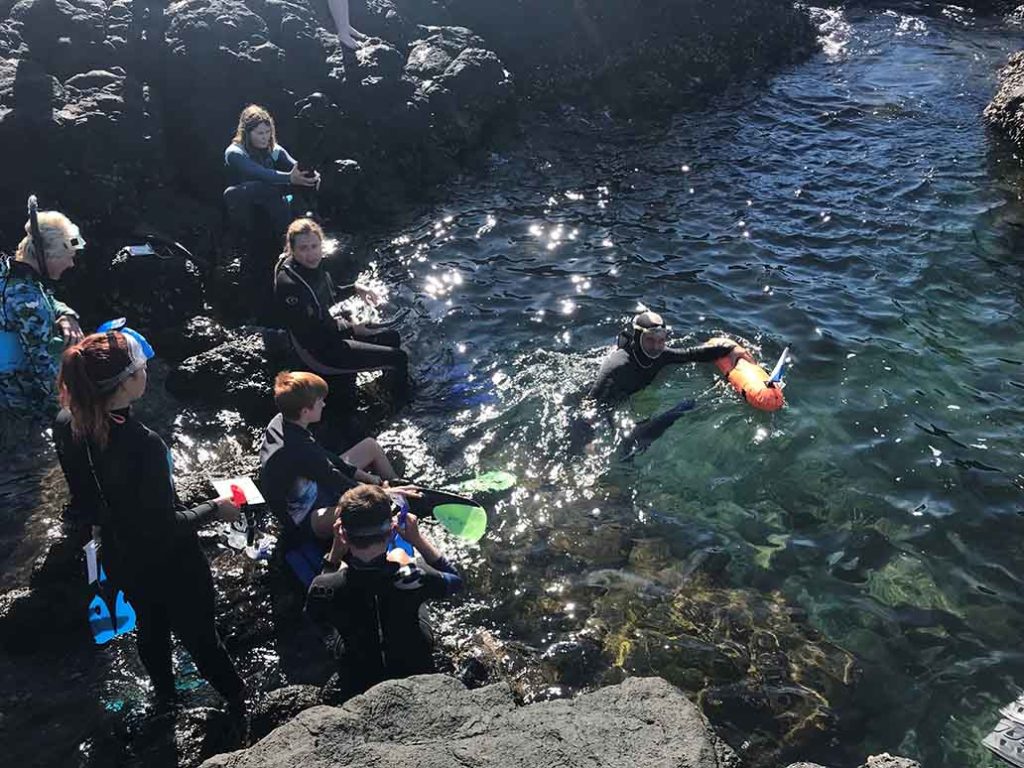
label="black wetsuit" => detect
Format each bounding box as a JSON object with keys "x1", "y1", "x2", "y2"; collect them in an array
[
  {"x1": 258, "y1": 413, "x2": 359, "y2": 545},
  {"x1": 305, "y1": 552, "x2": 463, "y2": 699},
  {"x1": 273, "y1": 255, "x2": 408, "y2": 408},
  {"x1": 590, "y1": 333, "x2": 735, "y2": 404},
  {"x1": 53, "y1": 408, "x2": 243, "y2": 701}
]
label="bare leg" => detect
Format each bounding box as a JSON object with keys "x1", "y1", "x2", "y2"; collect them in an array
[
  {"x1": 326, "y1": 0, "x2": 363, "y2": 50},
  {"x1": 342, "y1": 437, "x2": 398, "y2": 481}
]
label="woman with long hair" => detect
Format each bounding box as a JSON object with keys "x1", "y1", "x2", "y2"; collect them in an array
[
  {"x1": 223, "y1": 104, "x2": 319, "y2": 245},
  {"x1": 53, "y1": 331, "x2": 246, "y2": 711},
  {"x1": 0, "y1": 203, "x2": 84, "y2": 414}
]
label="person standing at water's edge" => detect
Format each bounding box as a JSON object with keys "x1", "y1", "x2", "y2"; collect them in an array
[
  {"x1": 53, "y1": 332, "x2": 246, "y2": 712},
  {"x1": 0, "y1": 203, "x2": 84, "y2": 415},
  {"x1": 591, "y1": 311, "x2": 752, "y2": 404}
]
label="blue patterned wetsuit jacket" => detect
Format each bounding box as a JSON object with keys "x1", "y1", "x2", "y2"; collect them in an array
[{"x1": 0, "y1": 257, "x2": 77, "y2": 413}]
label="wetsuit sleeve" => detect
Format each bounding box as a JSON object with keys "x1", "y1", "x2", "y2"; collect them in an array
[
  {"x1": 416, "y1": 555, "x2": 464, "y2": 598},
  {"x1": 174, "y1": 501, "x2": 217, "y2": 527},
  {"x1": 274, "y1": 144, "x2": 297, "y2": 171},
  {"x1": 305, "y1": 569, "x2": 349, "y2": 660},
  {"x1": 49, "y1": 294, "x2": 78, "y2": 321},
  {"x1": 225, "y1": 144, "x2": 291, "y2": 185},
  {"x1": 8, "y1": 281, "x2": 59, "y2": 404},
  {"x1": 304, "y1": 441, "x2": 359, "y2": 499},
  {"x1": 53, "y1": 412, "x2": 101, "y2": 526},
  {"x1": 660, "y1": 341, "x2": 736, "y2": 365}
]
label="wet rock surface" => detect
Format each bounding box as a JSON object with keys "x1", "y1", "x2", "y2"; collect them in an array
[
  {"x1": 200, "y1": 675, "x2": 739, "y2": 768},
  {"x1": 986, "y1": 49, "x2": 1024, "y2": 146}
]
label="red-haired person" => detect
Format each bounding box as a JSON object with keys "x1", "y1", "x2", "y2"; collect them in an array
[
  {"x1": 52, "y1": 331, "x2": 246, "y2": 712},
  {"x1": 259, "y1": 370, "x2": 416, "y2": 586}
]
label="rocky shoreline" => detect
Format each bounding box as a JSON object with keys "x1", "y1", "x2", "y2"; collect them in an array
[{"x1": 0, "y1": 2, "x2": 953, "y2": 768}]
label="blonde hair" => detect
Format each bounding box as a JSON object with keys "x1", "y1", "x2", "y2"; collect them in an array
[
  {"x1": 15, "y1": 211, "x2": 77, "y2": 268},
  {"x1": 284, "y1": 218, "x2": 324, "y2": 257},
  {"x1": 274, "y1": 370, "x2": 329, "y2": 420},
  {"x1": 232, "y1": 104, "x2": 277, "y2": 154}
]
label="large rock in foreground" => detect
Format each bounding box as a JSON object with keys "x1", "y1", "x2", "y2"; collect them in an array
[{"x1": 202, "y1": 675, "x2": 739, "y2": 768}]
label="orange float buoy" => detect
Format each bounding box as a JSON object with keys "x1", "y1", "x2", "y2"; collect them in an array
[{"x1": 707, "y1": 337, "x2": 786, "y2": 412}]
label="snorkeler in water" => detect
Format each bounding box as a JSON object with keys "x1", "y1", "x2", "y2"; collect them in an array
[{"x1": 590, "y1": 311, "x2": 752, "y2": 405}]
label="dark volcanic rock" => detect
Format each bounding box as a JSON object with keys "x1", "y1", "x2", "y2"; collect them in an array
[
  {"x1": 105, "y1": 244, "x2": 205, "y2": 333},
  {"x1": 249, "y1": 684, "x2": 321, "y2": 743},
  {"x1": 986, "y1": 50, "x2": 1024, "y2": 147},
  {"x1": 200, "y1": 675, "x2": 739, "y2": 768},
  {"x1": 166, "y1": 328, "x2": 293, "y2": 420}
]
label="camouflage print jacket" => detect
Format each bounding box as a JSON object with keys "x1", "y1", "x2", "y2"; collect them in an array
[{"x1": 0, "y1": 255, "x2": 77, "y2": 414}]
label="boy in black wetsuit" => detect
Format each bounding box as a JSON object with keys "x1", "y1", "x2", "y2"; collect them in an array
[
  {"x1": 273, "y1": 218, "x2": 409, "y2": 430},
  {"x1": 590, "y1": 311, "x2": 751, "y2": 404},
  {"x1": 305, "y1": 485, "x2": 463, "y2": 699}
]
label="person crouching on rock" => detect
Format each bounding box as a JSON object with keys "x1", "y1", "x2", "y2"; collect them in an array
[
  {"x1": 274, "y1": 218, "x2": 411, "y2": 429},
  {"x1": 260, "y1": 370, "x2": 418, "y2": 587},
  {"x1": 305, "y1": 485, "x2": 463, "y2": 700},
  {"x1": 52, "y1": 331, "x2": 246, "y2": 712},
  {"x1": 0, "y1": 203, "x2": 84, "y2": 415},
  {"x1": 224, "y1": 104, "x2": 319, "y2": 249}
]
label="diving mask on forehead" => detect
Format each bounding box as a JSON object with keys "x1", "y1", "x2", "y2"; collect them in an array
[{"x1": 66, "y1": 223, "x2": 86, "y2": 251}]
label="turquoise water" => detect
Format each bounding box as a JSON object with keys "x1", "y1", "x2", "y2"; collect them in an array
[{"x1": 366, "y1": 5, "x2": 1024, "y2": 766}]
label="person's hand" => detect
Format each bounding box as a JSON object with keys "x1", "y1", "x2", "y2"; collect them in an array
[
  {"x1": 57, "y1": 316, "x2": 84, "y2": 346},
  {"x1": 328, "y1": 517, "x2": 349, "y2": 563},
  {"x1": 727, "y1": 345, "x2": 755, "y2": 368},
  {"x1": 289, "y1": 166, "x2": 318, "y2": 187},
  {"x1": 396, "y1": 511, "x2": 423, "y2": 546},
  {"x1": 213, "y1": 496, "x2": 241, "y2": 523},
  {"x1": 384, "y1": 484, "x2": 422, "y2": 499}
]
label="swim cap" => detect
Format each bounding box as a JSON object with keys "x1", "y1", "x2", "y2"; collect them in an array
[{"x1": 96, "y1": 318, "x2": 155, "y2": 360}]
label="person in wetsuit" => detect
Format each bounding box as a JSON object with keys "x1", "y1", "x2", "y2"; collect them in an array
[
  {"x1": 305, "y1": 485, "x2": 463, "y2": 700},
  {"x1": 53, "y1": 332, "x2": 245, "y2": 710},
  {"x1": 260, "y1": 371, "x2": 410, "y2": 581},
  {"x1": 590, "y1": 311, "x2": 752, "y2": 404},
  {"x1": 274, "y1": 218, "x2": 409, "y2": 427},
  {"x1": 223, "y1": 104, "x2": 319, "y2": 246},
  {"x1": 0, "y1": 202, "x2": 84, "y2": 415}
]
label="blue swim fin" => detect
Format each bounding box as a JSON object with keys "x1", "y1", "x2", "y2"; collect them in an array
[
  {"x1": 113, "y1": 590, "x2": 136, "y2": 636},
  {"x1": 768, "y1": 346, "x2": 790, "y2": 386},
  {"x1": 89, "y1": 593, "x2": 115, "y2": 645}
]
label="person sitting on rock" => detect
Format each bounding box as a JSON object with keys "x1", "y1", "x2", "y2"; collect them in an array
[
  {"x1": 1, "y1": 200, "x2": 84, "y2": 415},
  {"x1": 326, "y1": 0, "x2": 366, "y2": 50},
  {"x1": 260, "y1": 370, "x2": 415, "y2": 587},
  {"x1": 590, "y1": 310, "x2": 752, "y2": 404},
  {"x1": 305, "y1": 484, "x2": 463, "y2": 700},
  {"x1": 274, "y1": 218, "x2": 410, "y2": 428},
  {"x1": 223, "y1": 104, "x2": 319, "y2": 247}
]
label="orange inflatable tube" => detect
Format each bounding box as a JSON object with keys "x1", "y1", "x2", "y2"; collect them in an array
[{"x1": 706, "y1": 337, "x2": 784, "y2": 412}]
